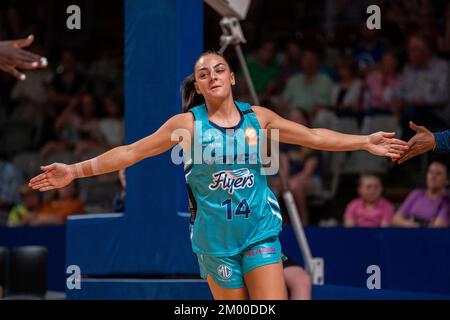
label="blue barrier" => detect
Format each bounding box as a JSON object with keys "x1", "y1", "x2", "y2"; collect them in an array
[
  {"x1": 279, "y1": 226, "x2": 450, "y2": 295},
  {"x1": 66, "y1": 279, "x2": 450, "y2": 300},
  {"x1": 67, "y1": 279, "x2": 212, "y2": 300},
  {"x1": 67, "y1": 216, "x2": 450, "y2": 296},
  {"x1": 1, "y1": 223, "x2": 449, "y2": 297}
]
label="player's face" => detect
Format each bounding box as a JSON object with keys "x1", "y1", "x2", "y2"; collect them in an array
[{"x1": 194, "y1": 54, "x2": 235, "y2": 101}]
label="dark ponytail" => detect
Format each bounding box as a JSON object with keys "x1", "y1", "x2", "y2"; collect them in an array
[{"x1": 181, "y1": 73, "x2": 205, "y2": 113}]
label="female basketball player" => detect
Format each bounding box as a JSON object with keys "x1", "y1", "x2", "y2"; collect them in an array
[{"x1": 29, "y1": 51, "x2": 408, "y2": 300}]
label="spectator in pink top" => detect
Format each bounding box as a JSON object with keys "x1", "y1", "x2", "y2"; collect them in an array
[
  {"x1": 364, "y1": 51, "x2": 401, "y2": 115},
  {"x1": 392, "y1": 160, "x2": 449, "y2": 228},
  {"x1": 344, "y1": 174, "x2": 395, "y2": 227}
]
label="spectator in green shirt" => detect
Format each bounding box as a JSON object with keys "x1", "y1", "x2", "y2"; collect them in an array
[
  {"x1": 281, "y1": 48, "x2": 333, "y2": 118},
  {"x1": 246, "y1": 40, "x2": 280, "y2": 97}
]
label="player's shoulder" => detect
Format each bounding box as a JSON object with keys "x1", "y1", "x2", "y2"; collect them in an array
[
  {"x1": 168, "y1": 112, "x2": 194, "y2": 131},
  {"x1": 173, "y1": 112, "x2": 194, "y2": 121},
  {"x1": 250, "y1": 105, "x2": 277, "y2": 128},
  {"x1": 251, "y1": 105, "x2": 279, "y2": 116}
]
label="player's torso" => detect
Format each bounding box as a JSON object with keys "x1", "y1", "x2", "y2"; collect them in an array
[{"x1": 184, "y1": 101, "x2": 282, "y2": 256}]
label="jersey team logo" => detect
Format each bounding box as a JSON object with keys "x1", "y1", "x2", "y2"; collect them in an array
[
  {"x1": 245, "y1": 126, "x2": 258, "y2": 147},
  {"x1": 217, "y1": 264, "x2": 233, "y2": 280},
  {"x1": 208, "y1": 168, "x2": 255, "y2": 194}
]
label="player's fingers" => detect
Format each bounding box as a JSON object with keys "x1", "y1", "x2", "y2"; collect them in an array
[
  {"x1": 29, "y1": 179, "x2": 47, "y2": 189},
  {"x1": 39, "y1": 185, "x2": 56, "y2": 192},
  {"x1": 409, "y1": 121, "x2": 424, "y2": 132},
  {"x1": 29, "y1": 172, "x2": 47, "y2": 184},
  {"x1": 31, "y1": 182, "x2": 51, "y2": 190},
  {"x1": 1, "y1": 65, "x2": 26, "y2": 80},
  {"x1": 381, "y1": 132, "x2": 396, "y2": 139},
  {"x1": 14, "y1": 34, "x2": 34, "y2": 48},
  {"x1": 389, "y1": 138, "x2": 409, "y2": 146},
  {"x1": 41, "y1": 164, "x2": 56, "y2": 171},
  {"x1": 390, "y1": 144, "x2": 409, "y2": 151},
  {"x1": 15, "y1": 49, "x2": 42, "y2": 64},
  {"x1": 39, "y1": 57, "x2": 48, "y2": 67},
  {"x1": 398, "y1": 153, "x2": 414, "y2": 164},
  {"x1": 386, "y1": 152, "x2": 402, "y2": 159},
  {"x1": 15, "y1": 60, "x2": 40, "y2": 70}
]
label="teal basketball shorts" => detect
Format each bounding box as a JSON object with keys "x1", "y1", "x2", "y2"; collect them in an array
[{"x1": 197, "y1": 236, "x2": 285, "y2": 289}]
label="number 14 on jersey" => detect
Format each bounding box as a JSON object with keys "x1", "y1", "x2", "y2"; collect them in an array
[{"x1": 221, "y1": 198, "x2": 251, "y2": 220}]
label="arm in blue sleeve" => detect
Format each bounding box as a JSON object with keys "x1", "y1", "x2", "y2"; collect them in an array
[{"x1": 434, "y1": 130, "x2": 450, "y2": 153}]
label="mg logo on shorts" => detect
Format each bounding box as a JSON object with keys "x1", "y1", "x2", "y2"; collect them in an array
[{"x1": 217, "y1": 264, "x2": 233, "y2": 280}]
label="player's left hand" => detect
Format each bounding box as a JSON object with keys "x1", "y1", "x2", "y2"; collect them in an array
[{"x1": 366, "y1": 131, "x2": 409, "y2": 158}]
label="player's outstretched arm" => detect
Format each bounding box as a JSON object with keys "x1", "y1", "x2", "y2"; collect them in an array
[
  {"x1": 253, "y1": 106, "x2": 408, "y2": 158},
  {"x1": 29, "y1": 113, "x2": 193, "y2": 192}
]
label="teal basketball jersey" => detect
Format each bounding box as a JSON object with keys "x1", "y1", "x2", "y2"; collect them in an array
[{"x1": 184, "y1": 101, "x2": 282, "y2": 257}]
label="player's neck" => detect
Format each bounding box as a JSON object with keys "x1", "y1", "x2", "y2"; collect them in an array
[{"x1": 205, "y1": 95, "x2": 236, "y2": 119}]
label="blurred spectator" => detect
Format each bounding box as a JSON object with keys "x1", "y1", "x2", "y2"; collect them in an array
[
  {"x1": 352, "y1": 26, "x2": 385, "y2": 74},
  {"x1": 99, "y1": 95, "x2": 124, "y2": 148},
  {"x1": 281, "y1": 48, "x2": 333, "y2": 120},
  {"x1": 40, "y1": 49, "x2": 86, "y2": 145},
  {"x1": 86, "y1": 51, "x2": 121, "y2": 98},
  {"x1": 380, "y1": 1, "x2": 406, "y2": 46},
  {"x1": 274, "y1": 40, "x2": 302, "y2": 98},
  {"x1": 411, "y1": 8, "x2": 440, "y2": 53},
  {"x1": 40, "y1": 92, "x2": 105, "y2": 159},
  {"x1": 9, "y1": 43, "x2": 52, "y2": 125},
  {"x1": 27, "y1": 181, "x2": 84, "y2": 226},
  {"x1": 47, "y1": 49, "x2": 85, "y2": 110},
  {"x1": 7, "y1": 184, "x2": 42, "y2": 227},
  {"x1": 344, "y1": 174, "x2": 394, "y2": 227},
  {"x1": 330, "y1": 57, "x2": 362, "y2": 114},
  {"x1": 112, "y1": 168, "x2": 126, "y2": 213},
  {"x1": 270, "y1": 109, "x2": 322, "y2": 224},
  {"x1": 323, "y1": 0, "x2": 374, "y2": 38},
  {"x1": 437, "y1": 2, "x2": 450, "y2": 56},
  {"x1": 278, "y1": 40, "x2": 302, "y2": 79},
  {"x1": 396, "y1": 33, "x2": 449, "y2": 139},
  {"x1": 0, "y1": 156, "x2": 23, "y2": 225},
  {"x1": 10, "y1": 43, "x2": 51, "y2": 106},
  {"x1": 363, "y1": 51, "x2": 401, "y2": 115},
  {"x1": 245, "y1": 40, "x2": 280, "y2": 98},
  {"x1": 392, "y1": 160, "x2": 449, "y2": 228},
  {"x1": 282, "y1": 255, "x2": 312, "y2": 300}
]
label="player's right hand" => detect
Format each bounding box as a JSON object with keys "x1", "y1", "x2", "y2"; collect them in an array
[{"x1": 28, "y1": 163, "x2": 75, "y2": 192}]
